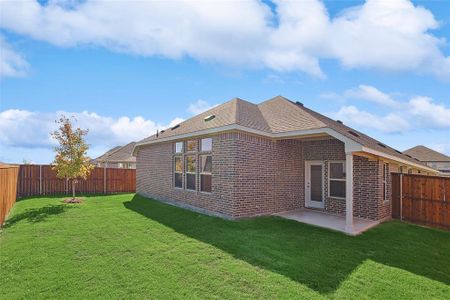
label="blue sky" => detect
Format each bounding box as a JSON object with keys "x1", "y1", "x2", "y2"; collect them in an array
[{"x1": 0, "y1": 0, "x2": 449, "y2": 163}]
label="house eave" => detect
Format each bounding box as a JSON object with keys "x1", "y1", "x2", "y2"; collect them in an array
[
  {"x1": 132, "y1": 125, "x2": 364, "y2": 156},
  {"x1": 361, "y1": 146, "x2": 438, "y2": 174},
  {"x1": 132, "y1": 125, "x2": 436, "y2": 174}
]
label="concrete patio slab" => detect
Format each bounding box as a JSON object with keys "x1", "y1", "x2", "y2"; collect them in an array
[{"x1": 274, "y1": 208, "x2": 379, "y2": 235}]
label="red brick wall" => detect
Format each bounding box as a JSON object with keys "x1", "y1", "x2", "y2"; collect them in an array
[
  {"x1": 136, "y1": 132, "x2": 390, "y2": 221},
  {"x1": 353, "y1": 155, "x2": 391, "y2": 220},
  {"x1": 136, "y1": 133, "x2": 237, "y2": 217},
  {"x1": 232, "y1": 134, "x2": 303, "y2": 217},
  {"x1": 137, "y1": 132, "x2": 304, "y2": 218}
]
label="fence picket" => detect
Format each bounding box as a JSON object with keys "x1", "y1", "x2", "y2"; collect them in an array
[
  {"x1": 0, "y1": 165, "x2": 20, "y2": 225},
  {"x1": 392, "y1": 173, "x2": 450, "y2": 230},
  {"x1": 16, "y1": 165, "x2": 135, "y2": 197}
]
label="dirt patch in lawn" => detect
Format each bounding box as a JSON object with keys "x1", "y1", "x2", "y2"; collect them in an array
[{"x1": 63, "y1": 198, "x2": 84, "y2": 204}]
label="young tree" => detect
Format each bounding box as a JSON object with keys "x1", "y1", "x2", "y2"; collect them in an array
[{"x1": 51, "y1": 116, "x2": 94, "y2": 201}]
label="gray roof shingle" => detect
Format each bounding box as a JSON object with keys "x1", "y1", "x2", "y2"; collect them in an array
[
  {"x1": 136, "y1": 96, "x2": 430, "y2": 168},
  {"x1": 404, "y1": 146, "x2": 450, "y2": 162},
  {"x1": 95, "y1": 142, "x2": 136, "y2": 163}
]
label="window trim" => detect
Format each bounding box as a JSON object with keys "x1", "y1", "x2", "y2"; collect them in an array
[
  {"x1": 383, "y1": 163, "x2": 389, "y2": 202},
  {"x1": 185, "y1": 155, "x2": 196, "y2": 191},
  {"x1": 200, "y1": 137, "x2": 213, "y2": 153},
  {"x1": 174, "y1": 141, "x2": 183, "y2": 154},
  {"x1": 173, "y1": 156, "x2": 183, "y2": 189},
  {"x1": 199, "y1": 154, "x2": 212, "y2": 193},
  {"x1": 328, "y1": 161, "x2": 346, "y2": 199}
]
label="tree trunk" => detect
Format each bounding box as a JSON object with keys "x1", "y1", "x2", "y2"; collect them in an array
[{"x1": 72, "y1": 180, "x2": 76, "y2": 199}]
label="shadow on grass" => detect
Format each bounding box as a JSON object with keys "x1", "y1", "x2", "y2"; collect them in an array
[
  {"x1": 124, "y1": 195, "x2": 450, "y2": 294},
  {"x1": 3, "y1": 204, "x2": 75, "y2": 228}
]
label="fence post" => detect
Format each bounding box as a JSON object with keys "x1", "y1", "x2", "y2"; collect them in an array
[
  {"x1": 104, "y1": 164, "x2": 107, "y2": 194},
  {"x1": 39, "y1": 164, "x2": 42, "y2": 195},
  {"x1": 400, "y1": 173, "x2": 403, "y2": 221}
]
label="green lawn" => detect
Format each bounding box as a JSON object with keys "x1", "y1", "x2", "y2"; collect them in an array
[{"x1": 0, "y1": 194, "x2": 449, "y2": 299}]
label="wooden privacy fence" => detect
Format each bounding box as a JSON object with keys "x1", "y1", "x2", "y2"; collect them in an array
[
  {"x1": 17, "y1": 165, "x2": 136, "y2": 197},
  {"x1": 0, "y1": 164, "x2": 20, "y2": 225},
  {"x1": 392, "y1": 173, "x2": 450, "y2": 230}
]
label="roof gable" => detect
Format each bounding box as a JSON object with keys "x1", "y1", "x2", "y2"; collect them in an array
[
  {"x1": 95, "y1": 142, "x2": 136, "y2": 163},
  {"x1": 257, "y1": 96, "x2": 326, "y2": 132},
  {"x1": 94, "y1": 146, "x2": 122, "y2": 161},
  {"x1": 404, "y1": 146, "x2": 450, "y2": 162},
  {"x1": 106, "y1": 142, "x2": 137, "y2": 162}
]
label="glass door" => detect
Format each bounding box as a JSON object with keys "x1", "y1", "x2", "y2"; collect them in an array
[{"x1": 305, "y1": 161, "x2": 324, "y2": 208}]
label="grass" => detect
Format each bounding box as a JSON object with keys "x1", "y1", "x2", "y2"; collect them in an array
[{"x1": 0, "y1": 194, "x2": 449, "y2": 299}]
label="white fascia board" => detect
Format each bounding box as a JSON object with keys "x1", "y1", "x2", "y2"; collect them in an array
[
  {"x1": 132, "y1": 125, "x2": 364, "y2": 156},
  {"x1": 271, "y1": 128, "x2": 363, "y2": 152},
  {"x1": 361, "y1": 146, "x2": 438, "y2": 173},
  {"x1": 132, "y1": 124, "x2": 438, "y2": 174}
]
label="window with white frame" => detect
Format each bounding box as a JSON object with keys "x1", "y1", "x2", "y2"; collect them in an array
[
  {"x1": 383, "y1": 163, "x2": 389, "y2": 201},
  {"x1": 200, "y1": 155, "x2": 212, "y2": 192},
  {"x1": 175, "y1": 142, "x2": 183, "y2": 153},
  {"x1": 200, "y1": 138, "x2": 212, "y2": 152},
  {"x1": 329, "y1": 161, "x2": 346, "y2": 198},
  {"x1": 185, "y1": 156, "x2": 196, "y2": 190},
  {"x1": 174, "y1": 156, "x2": 183, "y2": 188}
]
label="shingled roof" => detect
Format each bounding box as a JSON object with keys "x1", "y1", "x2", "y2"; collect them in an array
[
  {"x1": 135, "y1": 96, "x2": 434, "y2": 172},
  {"x1": 95, "y1": 142, "x2": 136, "y2": 163},
  {"x1": 94, "y1": 146, "x2": 122, "y2": 162},
  {"x1": 404, "y1": 146, "x2": 450, "y2": 162}
]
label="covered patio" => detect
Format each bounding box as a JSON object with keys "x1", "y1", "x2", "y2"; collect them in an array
[{"x1": 275, "y1": 208, "x2": 380, "y2": 235}]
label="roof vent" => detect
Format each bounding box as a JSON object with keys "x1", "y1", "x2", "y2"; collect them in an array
[
  {"x1": 348, "y1": 130, "x2": 359, "y2": 137},
  {"x1": 204, "y1": 115, "x2": 215, "y2": 122},
  {"x1": 295, "y1": 101, "x2": 304, "y2": 106},
  {"x1": 337, "y1": 120, "x2": 343, "y2": 124},
  {"x1": 377, "y1": 142, "x2": 387, "y2": 148},
  {"x1": 171, "y1": 124, "x2": 180, "y2": 130},
  {"x1": 160, "y1": 130, "x2": 165, "y2": 134}
]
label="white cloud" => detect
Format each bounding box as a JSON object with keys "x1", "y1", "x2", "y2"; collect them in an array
[
  {"x1": 344, "y1": 85, "x2": 398, "y2": 107},
  {"x1": 0, "y1": 0, "x2": 449, "y2": 79},
  {"x1": 326, "y1": 0, "x2": 450, "y2": 79},
  {"x1": 332, "y1": 85, "x2": 450, "y2": 133},
  {"x1": 430, "y1": 143, "x2": 450, "y2": 156},
  {"x1": 0, "y1": 35, "x2": 29, "y2": 78},
  {"x1": 408, "y1": 96, "x2": 450, "y2": 128},
  {"x1": 334, "y1": 106, "x2": 411, "y2": 133},
  {"x1": 187, "y1": 99, "x2": 217, "y2": 115},
  {"x1": 0, "y1": 109, "x2": 183, "y2": 153}
]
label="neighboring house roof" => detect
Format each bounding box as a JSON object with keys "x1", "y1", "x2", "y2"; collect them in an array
[
  {"x1": 134, "y1": 96, "x2": 435, "y2": 172},
  {"x1": 404, "y1": 146, "x2": 450, "y2": 162},
  {"x1": 94, "y1": 146, "x2": 122, "y2": 162},
  {"x1": 95, "y1": 142, "x2": 136, "y2": 163}
]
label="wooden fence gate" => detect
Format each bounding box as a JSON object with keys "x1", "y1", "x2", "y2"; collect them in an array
[{"x1": 391, "y1": 173, "x2": 450, "y2": 230}]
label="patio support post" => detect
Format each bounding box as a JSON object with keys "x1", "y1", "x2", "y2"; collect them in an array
[{"x1": 345, "y1": 152, "x2": 354, "y2": 233}]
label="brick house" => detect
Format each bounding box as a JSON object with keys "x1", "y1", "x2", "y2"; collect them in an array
[{"x1": 133, "y1": 96, "x2": 437, "y2": 234}]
